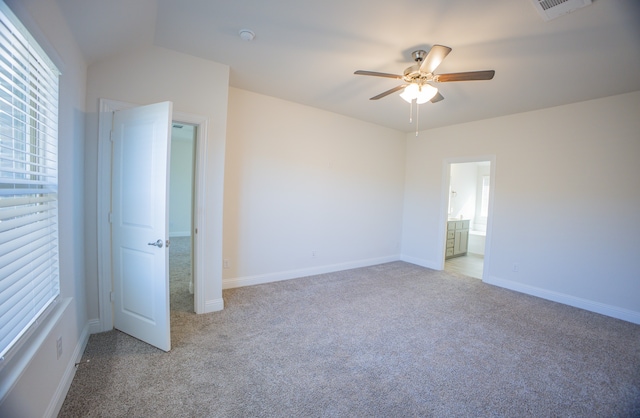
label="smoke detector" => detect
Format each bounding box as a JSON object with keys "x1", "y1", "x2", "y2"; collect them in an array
[
  {"x1": 530, "y1": 0, "x2": 592, "y2": 21},
  {"x1": 239, "y1": 29, "x2": 255, "y2": 41}
]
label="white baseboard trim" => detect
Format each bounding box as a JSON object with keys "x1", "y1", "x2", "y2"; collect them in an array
[
  {"x1": 46, "y1": 320, "x2": 91, "y2": 418},
  {"x1": 400, "y1": 255, "x2": 441, "y2": 270},
  {"x1": 87, "y1": 318, "x2": 102, "y2": 335},
  {"x1": 223, "y1": 255, "x2": 401, "y2": 290},
  {"x1": 484, "y1": 275, "x2": 640, "y2": 325},
  {"x1": 204, "y1": 297, "x2": 224, "y2": 314}
]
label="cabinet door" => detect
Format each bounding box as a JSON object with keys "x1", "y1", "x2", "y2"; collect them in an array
[
  {"x1": 459, "y1": 230, "x2": 468, "y2": 253},
  {"x1": 454, "y1": 230, "x2": 469, "y2": 255}
]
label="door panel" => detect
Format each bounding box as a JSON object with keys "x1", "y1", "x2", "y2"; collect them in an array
[
  {"x1": 121, "y1": 248, "x2": 155, "y2": 321},
  {"x1": 112, "y1": 101, "x2": 173, "y2": 351}
]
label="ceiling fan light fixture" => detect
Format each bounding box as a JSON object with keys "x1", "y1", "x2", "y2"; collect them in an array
[
  {"x1": 416, "y1": 84, "x2": 438, "y2": 104},
  {"x1": 400, "y1": 83, "x2": 437, "y2": 104},
  {"x1": 400, "y1": 83, "x2": 419, "y2": 103}
]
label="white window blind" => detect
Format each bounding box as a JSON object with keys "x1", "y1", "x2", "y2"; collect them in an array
[{"x1": 0, "y1": 1, "x2": 60, "y2": 360}]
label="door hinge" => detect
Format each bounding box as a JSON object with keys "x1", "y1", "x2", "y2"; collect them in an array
[
  {"x1": 108, "y1": 212, "x2": 112, "y2": 223},
  {"x1": 109, "y1": 129, "x2": 114, "y2": 142},
  {"x1": 110, "y1": 291, "x2": 114, "y2": 302}
]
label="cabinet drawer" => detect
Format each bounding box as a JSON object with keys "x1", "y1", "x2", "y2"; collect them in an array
[
  {"x1": 455, "y1": 221, "x2": 463, "y2": 230},
  {"x1": 445, "y1": 248, "x2": 454, "y2": 256},
  {"x1": 447, "y1": 221, "x2": 456, "y2": 230},
  {"x1": 462, "y1": 220, "x2": 470, "y2": 229},
  {"x1": 446, "y1": 239, "x2": 454, "y2": 248},
  {"x1": 447, "y1": 231, "x2": 455, "y2": 239}
]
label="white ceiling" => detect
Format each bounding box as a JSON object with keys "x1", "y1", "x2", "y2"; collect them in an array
[{"x1": 56, "y1": 0, "x2": 640, "y2": 132}]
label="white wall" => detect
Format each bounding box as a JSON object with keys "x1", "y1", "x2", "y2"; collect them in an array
[
  {"x1": 223, "y1": 88, "x2": 407, "y2": 287},
  {"x1": 402, "y1": 91, "x2": 640, "y2": 323},
  {"x1": 449, "y1": 162, "x2": 478, "y2": 221},
  {"x1": 0, "y1": 0, "x2": 88, "y2": 417},
  {"x1": 473, "y1": 163, "x2": 490, "y2": 231},
  {"x1": 84, "y1": 46, "x2": 229, "y2": 317},
  {"x1": 169, "y1": 127, "x2": 195, "y2": 237}
]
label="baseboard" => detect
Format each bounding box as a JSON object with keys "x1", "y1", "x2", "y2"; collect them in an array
[
  {"x1": 204, "y1": 298, "x2": 224, "y2": 314},
  {"x1": 223, "y1": 255, "x2": 401, "y2": 289},
  {"x1": 45, "y1": 320, "x2": 91, "y2": 418},
  {"x1": 87, "y1": 318, "x2": 101, "y2": 335},
  {"x1": 484, "y1": 275, "x2": 640, "y2": 325},
  {"x1": 400, "y1": 255, "x2": 441, "y2": 270}
]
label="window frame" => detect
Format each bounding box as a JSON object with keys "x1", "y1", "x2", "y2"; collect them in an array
[{"x1": 0, "y1": 0, "x2": 61, "y2": 365}]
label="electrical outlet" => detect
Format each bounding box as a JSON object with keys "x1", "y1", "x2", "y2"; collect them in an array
[
  {"x1": 56, "y1": 336, "x2": 62, "y2": 359},
  {"x1": 223, "y1": 259, "x2": 230, "y2": 269},
  {"x1": 311, "y1": 250, "x2": 316, "y2": 258},
  {"x1": 512, "y1": 264, "x2": 519, "y2": 272}
]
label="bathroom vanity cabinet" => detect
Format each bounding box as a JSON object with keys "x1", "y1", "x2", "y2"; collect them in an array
[{"x1": 445, "y1": 219, "x2": 469, "y2": 259}]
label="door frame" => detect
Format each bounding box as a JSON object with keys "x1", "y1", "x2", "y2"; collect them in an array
[
  {"x1": 97, "y1": 98, "x2": 208, "y2": 332},
  {"x1": 437, "y1": 155, "x2": 496, "y2": 280}
]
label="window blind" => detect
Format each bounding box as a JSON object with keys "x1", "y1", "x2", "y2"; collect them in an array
[{"x1": 0, "y1": 1, "x2": 60, "y2": 360}]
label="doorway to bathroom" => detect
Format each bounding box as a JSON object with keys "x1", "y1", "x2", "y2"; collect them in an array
[
  {"x1": 443, "y1": 158, "x2": 494, "y2": 279},
  {"x1": 169, "y1": 123, "x2": 196, "y2": 312}
]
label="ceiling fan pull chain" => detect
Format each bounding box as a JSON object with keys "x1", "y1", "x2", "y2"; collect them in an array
[
  {"x1": 416, "y1": 102, "x2": 420, "y2": 137},
  {"x1": 409, "y1": 100, "x2": 413, "y2": 123}
]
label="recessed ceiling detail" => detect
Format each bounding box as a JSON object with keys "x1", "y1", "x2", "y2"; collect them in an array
[{"x1": 57, "y1": 0, "x2": 640, "y2": 132}]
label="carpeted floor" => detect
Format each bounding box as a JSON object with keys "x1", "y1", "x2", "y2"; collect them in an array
[
  {"x1": 169, "y1": 236, "x2": 193, "y2": 313},
  {"x1": 59, "y1": 262, "x2": 640, "y2": 417}
]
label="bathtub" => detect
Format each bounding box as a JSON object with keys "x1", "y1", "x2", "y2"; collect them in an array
[{"x1": 468, "y1": 230, "x2": 486, "y2": 255}]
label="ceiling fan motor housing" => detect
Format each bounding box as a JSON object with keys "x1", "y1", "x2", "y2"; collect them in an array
[
  {"x1": 403, "y1": 50, "x2": 436, "y2": 84},
  {"x1": 404, "y1": 67, "x2": 433, "y2": 84},
  {"x1": 411, "y1": 50, "x2": 427, "y2": 62}
]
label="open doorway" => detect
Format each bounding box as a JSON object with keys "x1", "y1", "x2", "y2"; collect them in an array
[
  {"x1": 97, "y1": 99, "x2": 209, "y2": 335},
  {"x1": 443, "y1": 159, "x2": 493, "y2": 279},
  {"x1": 169, "y1": 123, "x2": 196, "y2": 313}
]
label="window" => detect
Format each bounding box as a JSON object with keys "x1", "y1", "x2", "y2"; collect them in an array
[
  {"x1": 480, "y1": 175, "x2": 490, "y2": 218},
  {"x1": 0, "y1": 1, "x2": 60, "y2": 360}
]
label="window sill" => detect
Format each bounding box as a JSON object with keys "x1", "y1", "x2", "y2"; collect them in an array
[{"x1": 0, "y1": 297, "x2": 72, "y2": 403}]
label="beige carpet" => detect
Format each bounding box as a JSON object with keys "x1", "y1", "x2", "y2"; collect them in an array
[
  {"x1": 169, "y1": 236, "x2": 193, "y2": 313},
  {"x1": 59, "y1": 262, "x2": 640, "y2": 417}
]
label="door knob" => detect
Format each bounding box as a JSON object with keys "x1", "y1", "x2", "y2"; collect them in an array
[{"x1": 148, "y1": 239, "x2": 163, "y2": 248}]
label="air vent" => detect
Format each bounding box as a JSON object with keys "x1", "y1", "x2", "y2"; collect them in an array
[{"x1": 530, "y1": 0, "x2": 592, "y2": 21}]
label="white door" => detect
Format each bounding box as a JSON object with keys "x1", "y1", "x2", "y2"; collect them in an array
[{"x1": 111, "y1": 101, "x2": 173, "y2": 351}]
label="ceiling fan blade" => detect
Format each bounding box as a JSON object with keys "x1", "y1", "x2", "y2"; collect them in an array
[
  {"x1": 354, "y1": 70, "x2": 403, "y2": 79},
  {"x1": 435, "y1": 70, "x2": 495, "y2": 82},
  {"x1": 430, "y1": 92, "x2": 444, "y2": 103},
  {"x1": 419, "y1": 45, "x2": 452, "y2": 74},
  {"x1": 370, "y1": 85, "x2": 407, "y2": 100}
]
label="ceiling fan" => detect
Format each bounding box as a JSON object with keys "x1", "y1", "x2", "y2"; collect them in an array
[{"x1": 354, "y1": 45, "x2": 495, "y2": 104}]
